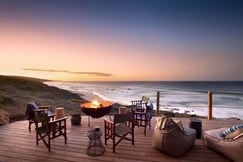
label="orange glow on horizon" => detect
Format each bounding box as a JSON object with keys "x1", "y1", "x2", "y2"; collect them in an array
[{"x1": 1, "y1": 15, "x2": 242, "y2": 81}]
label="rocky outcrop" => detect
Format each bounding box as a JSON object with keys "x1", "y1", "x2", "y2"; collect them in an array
[{"x1": 0, "y1": 109, "x2": 9, "y2": 125}]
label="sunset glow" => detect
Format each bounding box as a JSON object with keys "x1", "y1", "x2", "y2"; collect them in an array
[{"x1": 1, "y1": 0, "x2": 242, "y2": 81}]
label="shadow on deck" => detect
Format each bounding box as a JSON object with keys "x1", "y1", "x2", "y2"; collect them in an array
[{"x1": 0, "y1": 116, "x2": 242, "y2": 162}]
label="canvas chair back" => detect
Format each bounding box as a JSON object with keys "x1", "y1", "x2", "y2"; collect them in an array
[
  {"x1": 34, "y1": 110, "x2": 49, "y2": 123},
  {"x1": 141, "y1": 96, "x2": 149, "y2": 104}
]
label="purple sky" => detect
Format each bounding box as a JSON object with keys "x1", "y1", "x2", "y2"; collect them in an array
[{"x1": 0, "y1": 0, "x2": 243, "y2": 81}]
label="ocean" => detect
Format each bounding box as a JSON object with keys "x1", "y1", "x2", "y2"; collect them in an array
[{"x1": 44, "y1": 81, "x2": 243, "y2": 119}]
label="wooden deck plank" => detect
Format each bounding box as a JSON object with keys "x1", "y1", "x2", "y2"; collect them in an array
[{"x1": 0, "y1": 116, "x2": 242, "y2": 162}]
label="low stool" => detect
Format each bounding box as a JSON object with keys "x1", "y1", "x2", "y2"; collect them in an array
[{"x1": 189, "y1": 118, "x2": 202, "y2": 139}]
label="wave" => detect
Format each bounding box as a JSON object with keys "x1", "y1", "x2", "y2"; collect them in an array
[{"x1": 44, "y1": 81, "x2": 243, "y2": 119}]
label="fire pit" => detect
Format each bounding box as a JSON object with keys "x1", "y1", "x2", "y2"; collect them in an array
[{"x1": 80, "y1": 101, "x2": 112, "y2": 118}]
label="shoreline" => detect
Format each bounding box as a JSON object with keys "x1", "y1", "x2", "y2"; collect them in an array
[
  {"x1": 1, "y1": 75, "x2": 241, "y2": 125},
  {"x1": 44, "y1": 81, "x2": 243, "y2": 120},
  {"x1": 77, "y1": 91, "x2": 206, "y2": 119},
  {"x1": 77, "y1": 91, "x2": 241, "y2": 120},
  {"x1": 79, "y1": 91, "x2": 105, "y2": 102}
]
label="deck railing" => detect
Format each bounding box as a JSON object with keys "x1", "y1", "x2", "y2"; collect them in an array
[{"x1": 155, "y1": 91, "x2": 243, "y2": 120}]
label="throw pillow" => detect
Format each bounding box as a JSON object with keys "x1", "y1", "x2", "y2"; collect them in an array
[
  {"x1": 220, "y1": 125, "x2": 243, "y2": 139},
  {"x1": 29, "y1": 101, "x2": 39, "y2": 110}
]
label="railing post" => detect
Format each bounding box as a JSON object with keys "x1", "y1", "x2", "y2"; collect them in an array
[
  {"x1": 156, "y1": 91, "x2": 160, "y2": 116},
  {"x1": 208, "y1": 91, "x2": 212, "y2": 120}
]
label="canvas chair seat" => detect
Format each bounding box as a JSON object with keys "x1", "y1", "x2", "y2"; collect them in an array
[
  {"x1": 115, "y1": 123, "x2": 131, "y2": 136},
  {"x1": 104, "y1": 111, "x2": 135, "y2": 153},
  {"x1": 36, "y1": 122, "x2": 57, "y2": 134},
  {"x1": 35, "y1": 110, "x2": 67, "y2": 152}
]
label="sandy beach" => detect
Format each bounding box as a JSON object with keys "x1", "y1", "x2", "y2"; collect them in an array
[{"x1": 79, "y1": 91, "x2": 104, "y2": 102}]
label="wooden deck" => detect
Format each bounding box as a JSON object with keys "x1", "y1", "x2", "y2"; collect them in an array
[{"x1": 0, "y1": 116, "x2": 242, "y2": 162}]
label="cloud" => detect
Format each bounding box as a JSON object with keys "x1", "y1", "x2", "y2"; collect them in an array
[{"x1": 22, "y1": 68, "x2": 113, "y2": 77}]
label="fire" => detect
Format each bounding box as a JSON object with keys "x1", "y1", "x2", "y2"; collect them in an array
[
  {"x1": 80, "y1": 101, "x2": 112, "y2": 118},
  {"x1": 91, "y1": 100, "x2": 101, "y2": 108}
]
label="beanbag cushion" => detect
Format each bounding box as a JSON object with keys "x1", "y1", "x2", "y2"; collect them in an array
[{"x1": 204, "y1": 127, "x2": 243, "y2": 162}]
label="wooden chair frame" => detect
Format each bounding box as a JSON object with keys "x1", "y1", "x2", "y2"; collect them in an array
[
  {"x1": 35, "y1": 111, "x2": 67, "y2": 152},
  {"x1": 25, "y1": 102, "x2": 52, "y2": 132},
  {"x1": 104, "y1": 112, "x2": 134, "y2": 153},
  {"x1": 131, "y1": 96, "x2": 152, "y2": 136}
]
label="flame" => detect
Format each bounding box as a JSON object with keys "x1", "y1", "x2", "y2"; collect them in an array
[{"x1": 91, "y1": 100, "x2": 100, "y2": 108}]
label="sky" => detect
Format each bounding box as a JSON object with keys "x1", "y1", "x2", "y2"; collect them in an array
[{"x1": 0, "y1": 0, "x2": 243, "y2": 81}]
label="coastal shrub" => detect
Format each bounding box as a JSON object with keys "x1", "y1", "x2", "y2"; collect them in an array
[
  {"x1": 164, "y1": 111, "x2": 175, "y2": 117},
  {"x1": 0, "y1": 95, "x2": 15, "y2": 105},
  {"x1": 69, "y1": 98, "x2": 87, "y2": 103},
  {"x1": 0, "y1": 95, "x2": 4, "y2": 104},
  {"x1": 0, "y1": 75, "x2": 88, "y2": 123},
  {"x1": 190, "y1": 114, "x2": 196, "y2": 117}
]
